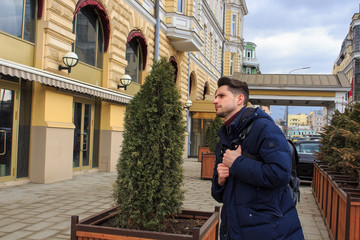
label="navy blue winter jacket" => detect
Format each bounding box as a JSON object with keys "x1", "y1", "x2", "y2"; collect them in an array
[{"x1": 211, "y1": 107, "x2": 304, "y2": 240}]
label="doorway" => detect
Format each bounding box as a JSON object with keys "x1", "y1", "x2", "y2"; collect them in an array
[
  {"x1": 0, "y1": 83, "x2": 19, "y2": 181},
  {"x1": 73, "y1": 100, "x2": 94, "y2": 171}
]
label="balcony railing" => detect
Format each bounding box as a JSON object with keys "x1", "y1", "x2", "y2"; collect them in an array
[
  {"x1": 165, "y1": 13, "x2": 203, "y2": 52},
  {"x1": 243, "y1": 57, "x2": 259, "y2": 67}
]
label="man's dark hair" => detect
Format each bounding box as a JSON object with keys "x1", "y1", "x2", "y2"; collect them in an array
[{"x1": 218, "y1": 77, "x2": 249, "y2": 104}]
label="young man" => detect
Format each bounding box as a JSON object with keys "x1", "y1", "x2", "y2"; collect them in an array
[{"x1": 211, "y1": 77, "x2": 304, "y2": 240}]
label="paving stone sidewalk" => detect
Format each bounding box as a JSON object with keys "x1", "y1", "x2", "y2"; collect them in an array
[{"x1": 0, "y1": 158, "x2": 329, "y2": 239}]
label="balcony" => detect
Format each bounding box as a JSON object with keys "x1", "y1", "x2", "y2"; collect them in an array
[
  {"x1": 243, "y1": 57, "x2": 259, "y2": 67},
  {"x1": 165, "y1": 13, "x2": 203, "y2": 52}
]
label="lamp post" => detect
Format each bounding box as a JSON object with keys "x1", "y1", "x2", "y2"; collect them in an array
[
  {"x1": 285, "y1": 67, "x2": 311, "y2": 138},
  {"x1": 184, "y1": 99, "x2": 193, "y2": 109},
  {"x1": 288, "y1": 66, "x2": 310, "y2": 74}
]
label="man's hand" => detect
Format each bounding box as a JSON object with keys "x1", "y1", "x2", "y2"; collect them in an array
[
  {"x1": 223, "y1": 145, "x2": 242, "y2": 168},
  {"x1": 217, "y1": 163, "x2": 229, "y2": 186}
]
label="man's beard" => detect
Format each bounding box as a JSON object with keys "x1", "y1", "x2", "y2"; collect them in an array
[{"x1": 216, "y1": 111, "x2": 226, "y2": 118}]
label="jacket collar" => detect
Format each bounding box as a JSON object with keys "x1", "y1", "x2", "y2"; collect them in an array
[{"x1": 219, "y1": 106, "x2": 248, "y2": 141}]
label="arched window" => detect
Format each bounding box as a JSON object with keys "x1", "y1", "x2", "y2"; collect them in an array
[
  {"x1": 189, "y1": 72, "x2": 197, "y2": 99},
  {"x1": 73, "y1": 6, "x2": 104, "y2": 68},
  {"x1": 203, "y1": 82, "x2": 209, "y2": 100},
  {"x1": 0, "y1": 0, "x2": 37, "y2": 43},
  {"x1": 125, "y1": 31, "x2": 147, "y2": 84},
  {"x1": 169, "y1": 56, "x2": 178, "y2": 83}
]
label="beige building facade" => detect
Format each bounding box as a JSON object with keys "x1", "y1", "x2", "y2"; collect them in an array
[
  {"x1": 0, "y1": 0, "x2": 248, "y2": 184},
  {"x1": 333, "y1": 12, "x2": 360, "y2": 104}
]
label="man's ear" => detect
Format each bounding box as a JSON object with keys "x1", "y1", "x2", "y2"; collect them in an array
[{"x1": 236, "y1": 94, "x2": 245, "y2": 106}]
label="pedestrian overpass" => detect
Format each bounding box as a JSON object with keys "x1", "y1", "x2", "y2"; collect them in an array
[
  {"x1": 191, "y1": 72, "x2": 351, "y2": 117},
  {"x1": 188, "y1": 72, "x2": 351, "y2": 157}
]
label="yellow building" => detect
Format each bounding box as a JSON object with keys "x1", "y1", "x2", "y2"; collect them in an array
[
  {"x1": 288, "y1": 114, "x2": 308, "y2": 127},
  {"x1": 0, "y1": 0, "x2": 247, "y2": 184}
]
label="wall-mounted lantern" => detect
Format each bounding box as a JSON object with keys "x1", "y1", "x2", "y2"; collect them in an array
[
  {"x1": 117, "y1": 74, "x2": 132, "y2": 90},
  {"x1": 58, "y1": 52, "x2": 79, "y2": 74}
]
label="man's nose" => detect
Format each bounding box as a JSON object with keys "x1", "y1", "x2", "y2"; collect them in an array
[{"x1": 213, "y1": 97, "x2": 218, "y2": 104}]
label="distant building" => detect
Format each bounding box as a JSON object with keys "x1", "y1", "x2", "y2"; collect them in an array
[
  {"x1": 333, "y1": 11, "x2": 360, "y2": 104},
  {"x1": 308, "y1": 110, "x2": 324, "y2": 133},
  {"x1": 288, "y1": 126, "x2": 314, "y2": 137},
  {"x1": 242, "y1": 41, "x2": 260, "y2": 74},
  {"x1": 286, "y1": 112, "x2": 323, "y2": 137},
  {"x1": 288, "y1": 113, "x2": 308, "y2": 127}
]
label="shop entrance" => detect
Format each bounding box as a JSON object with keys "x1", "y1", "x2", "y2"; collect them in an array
[
  {"x1": 189, "y1": 112, "x2": 216, "y2": 157},
  {"x1": 73, "y1": 100, "x2": 94, "y2": 171},
  {"x1": 0, "y1": 84, "x2": 19, "y2": 181}
]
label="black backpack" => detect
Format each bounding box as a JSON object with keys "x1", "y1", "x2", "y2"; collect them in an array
[{"x1": 222, "y1": 108, "x2": 300, "y2": 205}]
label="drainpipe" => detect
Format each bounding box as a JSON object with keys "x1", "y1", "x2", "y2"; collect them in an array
[
  {"x1": 221, "y1": 1, "x2": 226, "y2": 76},
  {"x1": 154, "y1": 0, "x2": 160, "y2": 61},
  {"x1": 187, "y1": 52, "x2": 191, "y2": 157}
]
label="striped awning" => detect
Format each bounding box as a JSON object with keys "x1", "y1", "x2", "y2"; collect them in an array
[{"x1": 0, "y1": 58, "x2": 132, "y2": 104}]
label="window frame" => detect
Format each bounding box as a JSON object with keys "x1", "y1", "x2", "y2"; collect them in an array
[
  {"x1": 0, "y1": 0, "x2": 37, "y2": 43},
  {"x1": 231, "y1": 14, "x2": 237, "y2": 36},
  {"x1": 125, "y1": 38, "x2": 143, "y2": 84},
  {"x1": 73, "y1": 6, "x2": 104, "y2": 69},
  {"x1": 177, "y1": 0, "x2": 184, "y2": 13},
  {"x1": 230, "y1": 54, "x2": 235, "y2": 75}
]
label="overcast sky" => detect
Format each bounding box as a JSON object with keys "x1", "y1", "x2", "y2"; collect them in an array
[
  {"x1": 243, "y1": 0, "x2": 358, "y2": 120},
  {"x1": 243, "y1": 0, "x2": 358, "y2": 74}
]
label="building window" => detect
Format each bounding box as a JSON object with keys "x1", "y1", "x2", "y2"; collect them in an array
[
  {"x1": 125, "y1": 39, "x2": 142, "y2": 84},
  {"x1": 247, "y1": 50, "x2": 251, "y2": 58},
  {"x1": 246, "y1": 67, "x2": 251, "y2": 74},
  {"x1": 125, "y1": 31, "x2": 147, "y2": 85},
  {"x1": 74, "y1": 6, "x2": 104, "y2": 68},
  {"x1": 169, "y1": 56, "x2": 178, "y2": 83},
  {"x1": 177, "y1": 0, "x2": 184, "y2": 13},
  {"x1": 0, "y1": 0, "x2": 36, "y2": 43},
  {"x1": 231, "y1": 14, "x2": 237, "y2": 36},
  {"x1": 230, "y1": 54, "x2": 235, "y2": 75}
]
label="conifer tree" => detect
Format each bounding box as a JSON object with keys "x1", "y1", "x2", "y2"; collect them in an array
[
  {"x1": 317, "y1": 103, "x2": 360, "y2": 187},
  {"x1": 113, "y1": 57, "x2": 185, "y2": 231},
  {"x1": 205, "y1": 116, "x2": 224, "y2": 152}
]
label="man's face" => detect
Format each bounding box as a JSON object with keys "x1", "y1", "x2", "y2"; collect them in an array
[{"x1": 213, "y1": 85, "x2": 243, "y2": 120}]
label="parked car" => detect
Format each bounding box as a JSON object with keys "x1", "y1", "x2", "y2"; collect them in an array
[
  {"x1": 292, "y1": 135, "x2": 308, "y2": 142},
  {"x1": 294, "y1": 140, "x2": 321, "y2": 181}
]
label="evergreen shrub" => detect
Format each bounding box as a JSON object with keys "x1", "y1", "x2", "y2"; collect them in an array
[
  {"x1": 113, "y1": 57, "x2": 185, "y2": 231},
  {"x1": 205, "y1": 116, "x2": 224, "y2": 153},
  {"x1": 317, "y1": 102, "x2": 360, "y2": 186}
]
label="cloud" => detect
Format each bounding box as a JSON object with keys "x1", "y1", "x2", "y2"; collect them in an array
[
  {"x1": 252, "y1": 27, "x2": 342, "y2": 73},
  {"x1": 243, "y1": 0, "x2": 358, "y2": 74}
]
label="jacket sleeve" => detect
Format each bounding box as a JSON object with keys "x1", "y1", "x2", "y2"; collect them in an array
[
  {"x1": 211, "y1": 142, "x2": 226, "y2": 203},
  {"x1": 229, "y1": 120, "x2": 292, "y2": 189}
]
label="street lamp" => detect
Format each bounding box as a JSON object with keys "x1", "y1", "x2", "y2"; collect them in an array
[
  {"x1": 283, "y1": 67, "x2": 311, "y2": 138},
  {"x1": 184, "y1": 99, "x2": 193, "y2": 109},
  {"x1": 288, "y1": 67, "x2": 310, "y2": 74}
]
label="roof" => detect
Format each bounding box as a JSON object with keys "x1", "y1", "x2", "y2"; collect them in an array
[{"x1": 232, "y1": 72, "x2": 351, "y2": 91}]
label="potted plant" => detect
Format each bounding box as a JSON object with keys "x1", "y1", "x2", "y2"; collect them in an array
[
  {"x1": 201, "y1": 116, "x2": 223, "y2": 179},
  {"x1": 198, "y1": 146, "x2": 211, "y2": 162},
  {"x1": 70, "y1": 57, "x2": 219, "y2": 240},
  {"x1": 312, "y1": 102, "x2": 360, "y2": 240}
]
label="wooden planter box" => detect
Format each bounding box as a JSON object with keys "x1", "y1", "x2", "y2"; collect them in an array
[
  {"x1": 71, "y1": 206, "x2": 220, "y2": 240},
  {"x1": 312, "y1": 162, "x2": 360, "y2": 240},
  {"x1": 201, "y1": 153, "x2": 216, "y2": 180},
  {"x1": 198, "y1": 146, "x2": 211, "y2": 162}
]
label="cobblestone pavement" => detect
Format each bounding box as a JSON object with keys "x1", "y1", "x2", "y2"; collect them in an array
[{"x1": 0, "y1": 158, "x2": 329, "y2": 239}]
